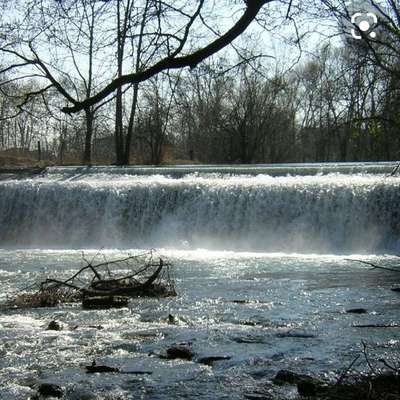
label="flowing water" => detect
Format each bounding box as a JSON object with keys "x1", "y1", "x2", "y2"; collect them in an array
[{"x1": 0, "y1": 163, "x2": 399, "y2": 399}]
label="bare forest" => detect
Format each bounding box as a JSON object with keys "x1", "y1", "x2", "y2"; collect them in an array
[{"x1": 0, "y1": 0, "x2": 399, "y2": 166}]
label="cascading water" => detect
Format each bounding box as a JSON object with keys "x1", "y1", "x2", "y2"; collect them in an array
[
  {"x1": 0, "y1": 164, "x2": 399, "y2": 253},
  {"x1": 1, "y1": 164, "x2": 400, "y2": 400}
]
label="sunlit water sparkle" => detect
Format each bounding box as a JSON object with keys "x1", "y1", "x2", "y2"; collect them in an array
[
  {"x1": 0, "y1": 165, "x2": 399, "y2": 399},
  {"x1": 0, "y1": 249, "x2": 399, "y2": 399}
]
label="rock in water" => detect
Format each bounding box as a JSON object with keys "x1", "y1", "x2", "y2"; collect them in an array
[
  {"x1": 82, "y1": 296, "x2": 128, "y2": 309},
  {"x1": 197, "y1": 356, "x2": 231, "y2": 365},
  {"x1": 273, "y1": 370, "x2": 324, "y2": 397},
  {"x1": 47, "y1": 320, "x2": 62, "y2": 331},
  {"x1": 166, "y1": 346, "x2": 194, "y2": 360},
  {"x1": 346, "y1": 308, "x2": 368, "y2": 314},
  {"x1": 38, "y1": 383, "x2": 63, "y2": 398},
  {"x1": 86, "y1": 364, "x2": 120, "y2": 373},
  {"x1": 273, "y1": 370, "x2": 319, "y2": 385},
  {"x1": 276, "y1": 331, "x2": 316, "y2": 338},
  {"x1": 297, "y1": 379, "x2": 318, "y2": 396},
  {"x1": 274, "y1": 370, "x2": 305, "y2": 385}
]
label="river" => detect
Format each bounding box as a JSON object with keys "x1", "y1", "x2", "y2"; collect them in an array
[{"x1": 0, "y1": 163, "x2": 399, "y2": 399}]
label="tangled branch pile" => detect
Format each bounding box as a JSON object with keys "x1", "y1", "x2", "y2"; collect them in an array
[{"x1": 2, "y1": 250, "x2": 176, "y2": 310}]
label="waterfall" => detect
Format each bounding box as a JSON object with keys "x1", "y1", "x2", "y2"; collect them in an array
[{"x1": 0, "y1": 165, "x2": 399, "y2": 253}]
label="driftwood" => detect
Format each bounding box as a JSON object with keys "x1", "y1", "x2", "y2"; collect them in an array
[{"x1": 2, "y1": 250, "x2": 176, "y2": 310}]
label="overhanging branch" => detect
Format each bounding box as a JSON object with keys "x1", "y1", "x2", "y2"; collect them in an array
[{"x1": 62, "y1": 0, "x2": 271, "y2": 113}]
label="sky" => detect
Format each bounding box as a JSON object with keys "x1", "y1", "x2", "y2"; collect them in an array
[{"x1": 0, "y1": 0, "x2": 394, "y2": 105}]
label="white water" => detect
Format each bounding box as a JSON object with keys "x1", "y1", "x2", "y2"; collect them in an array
[
  {"x1": 44, "y1": 162, "x2": 398, "y2": 177},
  {"x1": 1, "y1": 249, "x2": 400, "y2": 400},
  {"x1": 1, "y1": 164, "x2": 400, "y2": 399},
  {"x1": 0, "y1": 166, "x2": 399, "y2": 253}
]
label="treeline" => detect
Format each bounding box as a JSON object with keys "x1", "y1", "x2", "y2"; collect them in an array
[
  {"x1": 0, "y1": 1, "x2": 399, "y2": 165},
  {"x1": 2, "y1": 43, "x2": 399, "y2": 165}
]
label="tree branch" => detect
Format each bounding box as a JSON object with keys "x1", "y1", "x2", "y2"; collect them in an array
[
  {"x1": 62, "y1": 0, "x2": 271, "y2": 113},
  {"x1": 345, "y1": 258, "x2": 400, "y2": 273}
]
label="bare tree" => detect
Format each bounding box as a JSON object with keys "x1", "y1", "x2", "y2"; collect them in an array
[
  {"x1": 0, "y1": 0, "x2": 114, "y2": 163},
  {"x1": 59, "y1": 0, "x2": 275, "y2": 113}
]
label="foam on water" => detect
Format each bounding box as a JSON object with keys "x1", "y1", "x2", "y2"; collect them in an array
[
  {"x1": 1, "y1": 165, "x2": 400, "y2": 399},
  {"x1": 0, "y1": 166, "x2": 399, "y2": 253},
  {"x1": 44, "y1": 162, "x2": 398, "y2": 177}
]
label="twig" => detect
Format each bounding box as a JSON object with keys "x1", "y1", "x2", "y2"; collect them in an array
[
  {"x1": 286, "y1": 0, "x2": 293, "y2": 19},
  {"x1": 390, "y1": 162, "x2": 400, "y2": 176},
  {"x1": 361, "y1": 341, "x2": 377, "y2": 374},
  {"x1": 336, "y1": 354, "x2": 361, "y2": 385},
  {"x1": 378, "y1": 358, "x2": 399, "y2": 373},
  {"x1": 41, "y1": 278, "x2": 83, "y2": 292},
  {"x1": 345, "y1": 259, "x2": 400, "y2": 273}
]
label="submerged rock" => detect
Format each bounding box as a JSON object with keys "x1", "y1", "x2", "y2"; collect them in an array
[
  {"x1": 72, "y1": 324, "x2": 103, "y2": 330},
  {"x1": 197, "y1": 355, "x2": 231, "y2": 365},
  {"x1": 69, "y1": 388, "x2": 97, "y2": 400},
  {"x1": 276, "y1": 331, "x2": 316, "y2": 339},
  {"x1": 38, "y1": 383, "x2": 63, "y2": 398},
  {"x1": 46, "y1": 320, "x2": 62, "y2": 331},
  {"x1": 232, "y1": 335, "x2": 267, "y2": 344},
  {"x1": 123, "y1": 370, "x2": 153, "y2": 375},
  {"x1": 82, "y1": 296, "x2": 129, "y2": 309},
  {"x1": 86, "y1": 360, "x2": 120, "y2": 373},
  {"x1": 244, "y1": 393, "x2": 273, "y2": 400},
  {"x1": 346, "y1": 308, "x2": 368, "y2": 314},
  {"x1": 86, "y1": 364, "x2": 120, "y2": 373},
  {"x1": 167, "y1": 313, "x2": 190, "y2": 325}
]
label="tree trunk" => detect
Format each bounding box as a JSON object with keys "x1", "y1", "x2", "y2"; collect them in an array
[
  {"x1": 115, "y1": 87, "x2": 124, "y2": 165},
  {"x1": 82, "y1": 108, "x2": 94, "y2": 164},
  {"x1": 123, "y1": 82, "x2": 139, "y2": 164}
]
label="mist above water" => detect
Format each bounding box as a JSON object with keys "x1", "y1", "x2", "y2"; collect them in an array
[
  {"x1": 0, "y1": 164, "x2": 399, "y2": 254},
  {"x1": 1, "y1": 165, "x2": 400, "y2": 399}
]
